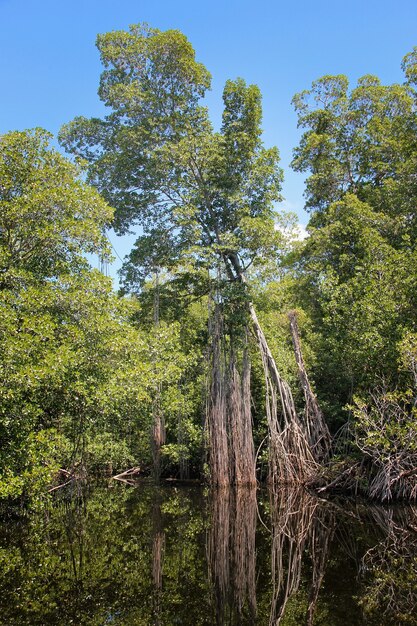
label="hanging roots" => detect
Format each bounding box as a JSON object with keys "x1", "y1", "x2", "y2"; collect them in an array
[
  {"x1": 207, "y1": 293, "x2": 321, "y2": 486},
  {"x1": 207, "y1": 302, "x2": 230, "y2": 487},
  {"x1": 228, "y1": 346, "x2": 257, "y2": 486},
  {"x1": 258, "y1": 325, "x2": 318, "y2": 487},
  {"x1": 207, "y1": 301, "x2": 256, "y2": 486}
]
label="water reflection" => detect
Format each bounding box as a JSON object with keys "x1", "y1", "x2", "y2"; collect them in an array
[
  {"x1": 208, "y1": 488, "x2": 257, "y2": 624},
  {"x1": 267, "y1": 489, "x2": 335, "y2": 625},
  {"x1": 358, "y1": 505, "x2": 417, "y2": 625},
  {"x1": 0, "y1": 483, "x2": 417, "y2": 625},
  {"x1": 152, "y1": 493, "x2": 165, "y2": 625}
]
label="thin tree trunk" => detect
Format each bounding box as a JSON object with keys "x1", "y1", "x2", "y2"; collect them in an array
[
  {"x1": 152, "y1": 270, "x2": 165, "y2": 482},
  {"x1": 288, "y1": 310, "x2": 332, "y2": 462}
]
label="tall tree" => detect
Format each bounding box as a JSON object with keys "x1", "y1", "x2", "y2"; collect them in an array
[{"x1": 60, "y1": 24, "x2": 314, "y2": 485}]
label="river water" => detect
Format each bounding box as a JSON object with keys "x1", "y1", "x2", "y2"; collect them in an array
[{"x1": 0, "y1": 482, "x2": 416, "y2": 625}]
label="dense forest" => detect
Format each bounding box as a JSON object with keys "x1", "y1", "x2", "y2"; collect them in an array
[{"x1": 2, "y1": 24, "x2": 417, "y2": 505}]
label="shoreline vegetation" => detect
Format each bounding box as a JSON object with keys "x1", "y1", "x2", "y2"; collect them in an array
[{"x1": 2, "y1": 25, "x2": 417, "y2": 506}]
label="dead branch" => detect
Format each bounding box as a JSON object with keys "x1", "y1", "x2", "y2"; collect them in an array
[
  {"x1": 47, "y1": 478, "x2": 76, "y2": 493},
  {"x1": 112, "y1": 466, "x2": 141, "y2": 482}
]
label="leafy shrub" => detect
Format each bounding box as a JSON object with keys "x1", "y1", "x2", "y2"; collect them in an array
[{"x1": 84, "y1": 433, "x2": 136, "y2": 475}]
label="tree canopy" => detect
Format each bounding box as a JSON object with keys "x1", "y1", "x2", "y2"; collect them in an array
[{"x1": 59, "y1": 24, "x2": 285, "y2": 298}]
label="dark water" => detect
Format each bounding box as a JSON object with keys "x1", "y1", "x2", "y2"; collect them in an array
[{"x1": 0, "y1": 482, "x2": 416, "y2": 625}]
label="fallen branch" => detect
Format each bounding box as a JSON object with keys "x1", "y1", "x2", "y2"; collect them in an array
[{"x1": 112, "y1": 466, "x2": 141, "y2": 482}]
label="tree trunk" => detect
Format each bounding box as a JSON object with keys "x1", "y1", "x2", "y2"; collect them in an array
[
  {"x1": 152, "y1": 270, "x2": 165, "y2": 482},
  {"x1": 207, "y1": 302, "x2": 230, "y2": 486},
  {"x1": 228, "y1": 347, "x2": 257, "y2": 486},
  {"x1": 152, "y1": 403, "x2": 165, "y2": 482}
]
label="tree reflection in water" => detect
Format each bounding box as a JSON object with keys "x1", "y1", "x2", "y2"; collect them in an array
[
  {"x1": 152, "y1": 492, "x2": 165, "y2": 626},
  {"x1": 206, "y1": 486, "x2": 339, "y2": 626},
  {"x1": 1, "y1": 483, "x2": 417, "y2": 624},
  {"x1": 268, "y1": 488, "x2": 335, "y2": 626},
  {"x1": 358, "y1": 505, "x2": 417, "y2": 625},
  {"x1": 208, "y1": 487, "x2": 257, "y2": 625}
]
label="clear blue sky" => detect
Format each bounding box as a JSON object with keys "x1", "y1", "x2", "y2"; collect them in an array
[{"x1": 1, "y1": 0, "x2": 416, "y2": 280}]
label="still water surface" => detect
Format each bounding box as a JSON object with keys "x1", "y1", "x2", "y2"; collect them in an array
[{"x1": 0, "y1": 482, "x2": 416, "y2": 625}]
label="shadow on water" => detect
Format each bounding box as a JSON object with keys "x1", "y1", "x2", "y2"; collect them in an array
[{"x1": 1, "y1": 482, "x2": 417, "y2": 625}]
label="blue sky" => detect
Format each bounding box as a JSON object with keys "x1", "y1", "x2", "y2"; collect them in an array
[{"x1": 1, "y1": 0, "x2": 416, "y2": 281}]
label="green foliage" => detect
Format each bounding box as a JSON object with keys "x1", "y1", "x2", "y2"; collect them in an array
[
  {"x1": 0, "y1": 128, "x2": 112, "y2": 283},
  {"x1": 353, "y1": 390, "x2": 417, "y2": 458},
  {"x1": 84, "y1": 433, "x2": 136, "y2": 474},
  {"x1": 351, "y1": 335, "x2": 417, "y2": 499},
  {"x1": 0, "y1": 129, "x2": 186, "y2": 501},
  {"x1": 291, "y1": 50, "x2": 417, "y2": 422},
  {"x1": 291, "y1": 69, "x2": 417, "y2": 222}
]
